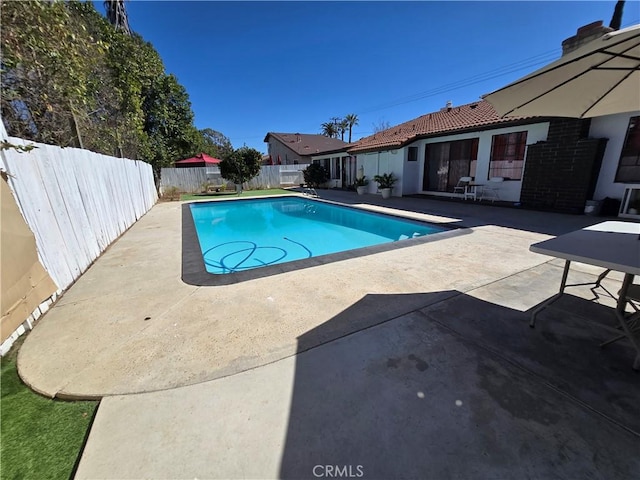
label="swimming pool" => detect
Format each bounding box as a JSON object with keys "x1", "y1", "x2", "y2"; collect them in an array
[
  {"x1": 183, "y1": 196, "x2": 450, "y2": 283},
  {"x1": 190, "y1": 197, "x2": 443, "y2": 274}
]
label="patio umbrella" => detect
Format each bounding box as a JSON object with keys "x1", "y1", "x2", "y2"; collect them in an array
[{"x1": 483, "y1": 24, "x2": 640, "y2": 118}]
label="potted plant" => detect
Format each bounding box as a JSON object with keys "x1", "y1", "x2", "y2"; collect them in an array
[
  {"x1": 374, "y1": 173, "x2": 397, "y2": 199},
  {"x1": 354, "y1": 176, "x2": 369, "y2": 195}
]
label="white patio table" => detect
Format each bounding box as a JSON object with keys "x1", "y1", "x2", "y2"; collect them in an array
[
  {"x1": 464, "y1": 182, "x2": 484, "y2": 201},
  {"x1": 529, "y1": 221, "x2": 640, "y2": 369}
]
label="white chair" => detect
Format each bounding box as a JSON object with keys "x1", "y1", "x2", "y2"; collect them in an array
[
  {"x1": 481, "y1": 177, "x2": 504, "y2": 202},
  {"x1": 453, "y1": 176, "x2": 472, "y2": 196}
]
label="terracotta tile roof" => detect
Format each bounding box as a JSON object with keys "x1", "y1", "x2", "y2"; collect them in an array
[
  {"x1": 348, "y1": 100, "x2": 537, "y2": 153},
  {"x1": 264, "y1": 132, "x2": 350, "y2": 156}
]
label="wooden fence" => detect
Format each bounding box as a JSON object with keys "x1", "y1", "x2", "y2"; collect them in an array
[
  {"x1": 1, "y1": 137, "x2": 157, "y2": 292},
  {"x1": 160, "y1": 164, "x2": 308, "y2": 194}
]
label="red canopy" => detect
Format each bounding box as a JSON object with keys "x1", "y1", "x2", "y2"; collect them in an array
[{"x1": 174, "y1": 152, "x2": 222, "y2": 167}]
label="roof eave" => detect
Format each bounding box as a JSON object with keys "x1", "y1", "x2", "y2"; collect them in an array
[
  {"x1": 348, "y1": 117, "x2": 550, "y2": 154},
  {"x1": 312, "y1": 146, "x2": 352, "y2": 156}
]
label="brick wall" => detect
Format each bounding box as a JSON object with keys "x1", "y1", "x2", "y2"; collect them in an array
[
  {"x1": 561, "y1": 21, "x2": 613, "y2": 56},
  {"x1": 520, "y1": 118, "x2": 608, "y2": 213}
]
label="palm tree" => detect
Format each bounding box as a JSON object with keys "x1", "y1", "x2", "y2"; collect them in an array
[
  {"x1": 345, "y1": 113, "x2": 359, "y2": 143},
  {"x1": 104, "y1": 0, "x2": 131, "y2": 35},
  {"x1": 321, "y1": 122, "x2": 337, "y2": 138},
  {"x1": 338, "y1": 119, "x2": 349, "y2": 141}
]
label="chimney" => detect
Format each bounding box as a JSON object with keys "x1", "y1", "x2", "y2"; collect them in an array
[
  {"x1": 441, "y1": 101, "x2": 453, "y2": 112},
  {"x1": 561, "y1": 21, "x2": 614, "y2": 56},
  {"x1": 295, "y1": 133, "x2": 301, "y2": 142}
]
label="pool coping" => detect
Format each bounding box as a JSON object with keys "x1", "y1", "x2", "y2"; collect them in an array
[{"x1": 181, "y1": 195, "x2": 470, "y2": 286}]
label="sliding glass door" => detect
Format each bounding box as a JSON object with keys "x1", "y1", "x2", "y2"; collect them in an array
[{"x1": 423, "y1": 138, "x2": 478, "y2": 192}]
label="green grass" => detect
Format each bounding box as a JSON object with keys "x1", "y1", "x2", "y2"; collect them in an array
[
  {"x1": 180, "y1": 188, "x2": 296, "y2": 201},
  {"x1": 1, "y1": 339, "x2": 97, "y2": 480}
]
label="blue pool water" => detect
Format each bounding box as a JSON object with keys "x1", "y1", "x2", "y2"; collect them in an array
[{"x1": 189, "y1": 197, "x2": 445, "y2": 274}]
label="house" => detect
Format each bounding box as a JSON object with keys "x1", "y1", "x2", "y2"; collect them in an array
[
  {"x1": 309, "y1": 147, "x2": 357, "y2": 189},
  {"x1": 263, "y1": 132, "x2": 349, "y2": 166},
  {"x1": 347, "y1": 22, "x2": 640, "y2": 214},
  {"x1": 348, "y1": 100, "x2": 554, "y2": 203}
]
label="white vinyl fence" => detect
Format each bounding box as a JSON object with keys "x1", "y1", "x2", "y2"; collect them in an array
[
  {"x1": 160, "y1": 164, "x2": 308, "y2": 194},
  {"x1": 1, "y1": 137, "x2": 157, "y2": 292}
]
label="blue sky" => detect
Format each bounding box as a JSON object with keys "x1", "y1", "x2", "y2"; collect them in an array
[{"x1": 107, "y1": 1, "x2": 640, "y2": 153}]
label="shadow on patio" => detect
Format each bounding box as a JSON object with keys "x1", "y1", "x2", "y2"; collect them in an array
[{"x1": 279, "y1": 291, "x2": 640, "y2": 479}]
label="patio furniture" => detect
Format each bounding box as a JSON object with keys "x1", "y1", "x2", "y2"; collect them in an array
[
  {"x1": 482, "y1": 24, "x2": 640, "y2": 119},
  {"x1": 600, "y1": 284, "x2": 640, "y2": 347},
  {"x1": 480, "y1": 177, "x2": 504, "y2": 202},
  {"x1": 453, "y1": 177, "x2": 472, "y2": 196},
  {"x1": 529, "y1": 221, "x2": 640, "y2": 370},
  {"x1": 464, "y1": 182, "x2": 484, "y2": 201}
]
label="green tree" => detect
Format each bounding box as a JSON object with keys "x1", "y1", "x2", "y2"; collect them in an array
[
  {"x1": 345, "y1": 113, "x2": 359, "y2": 143},
  {"x1": 0, "y1": 0, "x2": 218, "y2": 182},
  {"x1": 1, "y1": 1, "x2": 101, "y2": 147},
  {"x1": 303, "y1": 163, "x2": 329, "y2": 188},
  {"x1": 196, "y1": 128, "x2": 233, "y2": 159},
  {"x1": 97, "y1": 20, "x2": 165, "y2": 159},
  {"x1": 142, "y1": 74, "x2": 199, "y2": 177},
  {"x1": 338, "y1": 118, "x2": 348, "y2": 141},
  {"x1": 219, "y1": 146, "x2": 262, "y2": 186},
  {"x1": 68, "y1": 1, "x2": 157, "y2": 158},
  {"x1": 321, "y1": 122, "x2": 338, "y2": 138}
]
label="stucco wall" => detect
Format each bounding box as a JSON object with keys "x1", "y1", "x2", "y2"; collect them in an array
[
  {"x1": 266, "y1": 139, "x2": 309, "y2": 165},
  {"x1": 356, "y1": 150, "x2": 404, "y2": 196},
  {"x1": 590, "y1": 112, "x2": 639, "y2": 201},
  {"x1": 358, "y1": 122, "x2": 550, "y2": 201},
  {"x1": 402, "y1": 148, "x2": 422, "y2": 196}
]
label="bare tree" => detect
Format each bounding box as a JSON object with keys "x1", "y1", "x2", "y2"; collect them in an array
[{"x1": 372, "y1": 119, "x2": 391, "y2": 133}]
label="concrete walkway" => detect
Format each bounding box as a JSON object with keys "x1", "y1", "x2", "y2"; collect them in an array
[{"x1": 16, "y1": 191, "x2": 640, "y2": 478}]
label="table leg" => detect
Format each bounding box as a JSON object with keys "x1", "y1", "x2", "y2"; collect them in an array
[
  {"x1": 530, "y1": 260, "x2": 571, "y2": 328},
  {"x1": 594, "y1": 269, "x2": 612, "y2": 288},
  {"x1": 614, "y1": 273, "x2": 640, "y2": 370}
]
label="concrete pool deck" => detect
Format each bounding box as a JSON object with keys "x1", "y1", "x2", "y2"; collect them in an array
[{"x1": 16, "y1": 190, "x2": 640, "y2": 478}]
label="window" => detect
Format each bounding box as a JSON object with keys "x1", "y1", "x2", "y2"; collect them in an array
[
  {"x1": 615, "y1": 116, "x2": 640, "y2": 183},
  {"x1": 313, "y1": 158, "x2": 330, "y2": 172},
  {"x1": 408, "y1": 146, "x2": 418, "y2": 162},
  {"x1": 489, "y1": 131, "x2": 527, "y2": 180},
  {"x1": 332, "y1": 157, "x2": 341, "y2": 179}
]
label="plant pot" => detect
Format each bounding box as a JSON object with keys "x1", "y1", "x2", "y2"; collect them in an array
[
  {"x1": 356, "y1": 186, "x2": 367, "y2": 195},
  {"x1": 380, "y1": 188, "x2": 392, "y2": 199}
]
